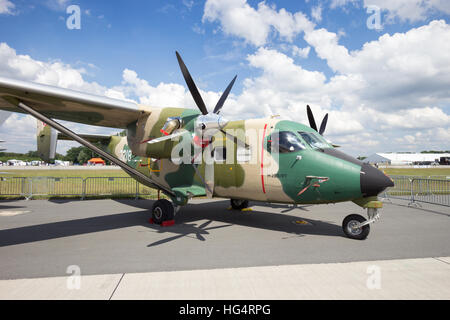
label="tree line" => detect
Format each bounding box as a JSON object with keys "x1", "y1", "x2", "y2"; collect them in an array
[{"x1": 0, "y1": 144, "x2": 109, "y2": 165}]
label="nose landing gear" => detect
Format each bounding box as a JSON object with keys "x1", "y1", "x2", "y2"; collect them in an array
[{"x1": 342, "y1": 206, "x2": 380, "y2": 240}]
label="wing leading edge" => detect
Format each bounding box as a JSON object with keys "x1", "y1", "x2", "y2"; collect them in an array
[{"x1": 0, "y1": 76, "x2": 144, "y2": 128}]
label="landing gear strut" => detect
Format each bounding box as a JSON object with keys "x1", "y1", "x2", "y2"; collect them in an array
[
  {"x1": 151, "y1": 199, "x2": 175, "y2": 224},
  {"x1": 342, "y1": 207, "x2": 380, "y2": 240}
]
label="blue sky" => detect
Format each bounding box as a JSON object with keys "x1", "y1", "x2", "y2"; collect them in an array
[{"x1": 0, "y1": 0, "x2": 449, "y2": 156}]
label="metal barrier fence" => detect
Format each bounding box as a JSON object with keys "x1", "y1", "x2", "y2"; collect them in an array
[
  {"x1": 84, "y1": 177, "x2": 138, "y2": 199},
  {"x1": 384, "y1": 176, "x2": 450, "y2": 207},
  {"x1": 0, "y1": 177, "x2": 161, "y2": 200},
  {"x1": 0, "y1": 177, "x2": 27, "y2": 197},
  {"x1": 1, "y1": 175, "x2": 448, "y2": 206}
]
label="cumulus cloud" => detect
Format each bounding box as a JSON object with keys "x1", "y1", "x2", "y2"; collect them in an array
[
  {"x1": 0, "y1": 0, "x2": 14, "y2": 15},
  {"x1": 311, "y1": 5, "x2": 322, "y2": 23},
  {"x1": 304, "y1": 20, "x2": 450, "y2": 112},
  {"x1": 292, "y1": 45, "x2": 311, "y2": 58},
  {"x1": 202, "y1": 0, "x2": 315, "y2": 46},
  {"x1": 362, "y1": 0, "x2": 450, "y2": 23},
  {"x1": 0, "y1": 43, "x2": 107, "y2": 95},
  {"x1": 331, "y1": 0, "x2": 450, "y2": 24},
  {"x1": 201, "y1": 1, "x2": 450, "y2": 154},
  {"x1": 1, "y1": 8, "x2": 450, "y2": 156},
  {"x1": 330, "y1": 0, "x2": 359, "y2": 9},
  {"x1": 0, "y1": 43, "x2": 122, "y2": 153}
]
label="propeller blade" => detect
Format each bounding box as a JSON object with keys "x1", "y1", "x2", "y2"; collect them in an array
[
  {"x1": 319, "y1": 113, "x2": 328, "y2": 135},
  {"x1": 306, "y1": 105, "x2": 318, "y2": 132},
  {"x1": 176, "y1": 51, "x2": 208, "y2": 115},
  {"x1": 213, "y1": 75, "x2": 237, "y2": 114}
]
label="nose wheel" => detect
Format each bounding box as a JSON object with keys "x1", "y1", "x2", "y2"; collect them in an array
[
  {"x1": 342, "y1": 214, "x2": 370, "y2": 240},
  {"x1": 342, "y1": 208, "x2": 380, "y2": 240}
]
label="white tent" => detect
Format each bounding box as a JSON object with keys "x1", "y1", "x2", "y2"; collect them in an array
[{"x1": 364, "y1": 153, "x2": 450, "y2": 165}]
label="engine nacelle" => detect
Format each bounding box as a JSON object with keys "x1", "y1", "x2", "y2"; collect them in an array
[{"x1": 194, "y1": 113, "x2": 228, "y2": 138}]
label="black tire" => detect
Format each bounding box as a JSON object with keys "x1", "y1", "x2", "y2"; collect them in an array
[
  {"x1": 230, "y1": 199, "x2": 249, "y2": 210},
  {"x1": 342, "y1": 214, "x2": 370, "y2": 240},
  {"x1": 151, "y1": 199, "x2": 174, "y2": 224}
]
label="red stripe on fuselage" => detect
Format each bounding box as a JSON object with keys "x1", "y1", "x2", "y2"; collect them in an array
[{"x1": 261, "y1": 124, "x2": 268, "y2": 194}]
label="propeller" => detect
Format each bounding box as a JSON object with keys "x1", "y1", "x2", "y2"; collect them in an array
[
  {"x1": 176, "y1": 51, "x2": 244, "y2": 198},
  {"x1": 176, "y1": 51, "x2": 236, "y2": 117},
  {"x1": 306, "y1": 105, "x2": 328, "y2": 135}
]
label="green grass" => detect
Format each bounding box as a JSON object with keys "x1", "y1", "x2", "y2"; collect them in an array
[
  {"x1": 383, "y1": 167, "x2": 450, "y2": 177},
  {"x1": 0, "y1": 168, "x2": 164, "y2": 200},
  {"x1": 0, "y1": 169, "x2": 129, "y2": 178}
]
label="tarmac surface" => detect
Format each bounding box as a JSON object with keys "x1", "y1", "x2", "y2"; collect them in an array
[{"x1": 0, "y1": 198, "x2": 449, "y2": 281}]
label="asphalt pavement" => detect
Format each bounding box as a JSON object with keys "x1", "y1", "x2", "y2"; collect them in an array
[{"x1": 0, "y1": 198, "x2": 449, "y2": 280}]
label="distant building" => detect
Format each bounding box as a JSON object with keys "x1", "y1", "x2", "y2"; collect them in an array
[{"x1": 363, "y1": 153, "x2": 450, "y2": 166}]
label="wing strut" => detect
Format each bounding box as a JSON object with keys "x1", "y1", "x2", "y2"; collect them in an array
[{"x1": 16, "y1": 101, "x2": 175, "y2": 197}]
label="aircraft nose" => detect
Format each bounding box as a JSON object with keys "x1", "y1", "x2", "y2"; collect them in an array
[{"x1": 360, "y1": 163, "x2": 394, "y2": 197}]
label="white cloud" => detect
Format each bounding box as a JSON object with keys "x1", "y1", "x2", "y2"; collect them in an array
[
  {"x1": 0, "y1": 43, "x2": 107, "y2": 95},
  {"x1": 45, "y1": 0, "x2": 71, "y2": 11},
  {"x1": 304, "y1": 20, "x2": 450, "y2": 112},
  {"x1": 330, "y1": 0, "x2": 359, "y2": 9},
  {"x1": 1, "y1": 16, "x2": 450, "y2": 155},
  {"x1": 0, "y1": 43, "x2": 121, "y2": 153},
  {"x1": 311, "y1": 5, "x2": 322, "y2": 23},
  {"x1": 202, "y1": 0, "x2": 315, "y2": 46},
  {"x1": 0, "y1": 0, "x2": 14, "y2": 15},
  {"x1": 292, "y1": 45, "x2": 311, "y2": 58},
  {"x1": 333, "y1": 0, "x2": 450, "y2": 23}
]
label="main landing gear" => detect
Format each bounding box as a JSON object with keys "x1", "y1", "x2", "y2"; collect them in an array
[
  {"x1": 151, "y1": 199, "x2": 176, "y2": 225},
  {"x1": 342, "y1": 207, "x2": 380, "y2": 240},
  {"x1": 230, "y1": 199, "x2": 249, "y2": 210}
]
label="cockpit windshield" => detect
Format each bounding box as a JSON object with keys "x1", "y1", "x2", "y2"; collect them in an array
[
  {"x1": 268, "y1": 131, "x2": 305, "y2": 153},
  {"x1": 298, "y1": 132, "x2": 331, "y2": 150}
]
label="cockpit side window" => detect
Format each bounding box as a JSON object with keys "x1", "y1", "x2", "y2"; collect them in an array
[
  {"x1": 268, "y1": 131, "x2": 305, "y2": 153},
  {"x1": 298, "y1": 132, "x2": 330, "y2": 150}
]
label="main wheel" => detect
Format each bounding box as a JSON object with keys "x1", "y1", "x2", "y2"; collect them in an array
[
  {"x1": 230, "y1": 199, "x2": 249, "y2": 210},
  {"x1": 151, "y1": 199, "x2": 174, "y2": 224},
  {"x1": 342, "y1": 214, "x2": 370, "y2": 240}
]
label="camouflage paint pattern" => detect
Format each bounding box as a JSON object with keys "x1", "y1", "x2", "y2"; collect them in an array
[{"x1": 100, "y1": 106, "x2": 365, "y2": 206}]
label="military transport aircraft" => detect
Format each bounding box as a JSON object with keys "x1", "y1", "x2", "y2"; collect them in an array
[{"x1": 0, "y1": 52, "x2": 393, "y2": 240}]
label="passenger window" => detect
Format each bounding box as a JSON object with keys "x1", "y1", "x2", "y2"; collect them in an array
[{"x1": 268, "y1": 131, "x2": 305, "y2": 153}]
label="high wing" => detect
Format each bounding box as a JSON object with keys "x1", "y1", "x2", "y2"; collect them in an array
[
  {"x1": 57, "y1": 133, "x2": 112, "y2": 144},
  {"x1": 0, "y1": 76, "x2": 175, "y2": 196},
  {"x1": 0, "y1": 76, "x2": 143, "y2": 128}
]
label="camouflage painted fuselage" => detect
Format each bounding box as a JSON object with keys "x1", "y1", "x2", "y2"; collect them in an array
[{"x1": 104, "y1": 106, "x2": 366, "y2": 207}]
